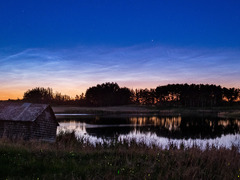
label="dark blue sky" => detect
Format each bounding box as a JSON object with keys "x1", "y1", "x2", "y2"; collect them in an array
[
  {"x1": 1, "y1": 0, "x2": 240, "y2": 48},
  {"x1": 1, "y1": 0, "x2": 240, "y2": 99}
]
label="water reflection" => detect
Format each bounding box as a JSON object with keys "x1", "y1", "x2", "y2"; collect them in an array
[{"x1": 57, "y1": 114, "x2": 240, "y2": 149}]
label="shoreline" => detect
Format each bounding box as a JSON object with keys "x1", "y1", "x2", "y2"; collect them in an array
[
  {"x1": 0, "y1": 133, "x2": 239, "y2": 179},
  {"x1": 52, "y1": 105, "x2": 240, "y2": 118}
]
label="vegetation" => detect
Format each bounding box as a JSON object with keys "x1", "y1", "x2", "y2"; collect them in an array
[
  {"x1": 134, "y1": 84, "x2": 239, "y2": 107},
  {"x1": 23, "y1": 87, "x2": 74, "y2": 105},
  {"x1": 19, "y1": 82, "x2": 240, "y2": 107},
  {"x1": 0, "y1": 132, "x2": 239, "y2": 179},
  {"x1": 85, "y1": 82, "x2": 132, "y2": 106}
]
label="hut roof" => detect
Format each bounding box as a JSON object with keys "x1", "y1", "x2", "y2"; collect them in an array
[{"x1": 0, "y1": 102, "x2": 51, "y2": 122}]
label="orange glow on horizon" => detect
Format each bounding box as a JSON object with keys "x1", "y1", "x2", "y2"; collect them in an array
[
  {"x1": 0, "y1": 81, "x2": 160, "y2": 100},
  {"x1": 0, "y1": 90, "x2": 23, "y2": 100},
  {"x1": 1, "y1": 82, "x2": 239, "y2": 101},
  {"x1": 0, "y1": 87, "x2": 87, "y2": 101}
]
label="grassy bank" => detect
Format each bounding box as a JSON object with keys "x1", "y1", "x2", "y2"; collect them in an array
[
  {"x1": 0, "y1": 133, "x2": 240, "y2": 179},
  {"x1": 52, "y1": 105, "x2": 159, "y2": 115},
  {"x1": 52, "y1": 105, "x2": 240, "y2": 118}
]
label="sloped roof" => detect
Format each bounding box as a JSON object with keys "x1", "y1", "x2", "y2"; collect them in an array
[{"x1": 0, "y1": 102, "x2": 49, "y2": 122}]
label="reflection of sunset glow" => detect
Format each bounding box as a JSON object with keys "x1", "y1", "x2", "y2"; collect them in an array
[
  {"x1": 218, "y1": 120, "x2": 240, "y2": 127},
  {"x1": 58, "y1": 121, "x2": 87, "y2": 134},
  {"x1": 118, "y1": 133, "x2": 240, "y2": 150},
  {"x1": 57, "y1": 120, "x2": 240, "y2": 150},
  {"x1": 129, "y1": 116, "x2": 182, "y2": 131}
]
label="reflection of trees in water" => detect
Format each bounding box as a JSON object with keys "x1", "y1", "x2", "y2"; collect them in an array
[
  {"x1": 86, "y1": 126, "x2": 133, "y2": 138},
  {"x1": 134, "y1": 116, "x2": 240, "y2": 139},
  {"x1": 179, "y1": 117, "x2": 240, "y2": 139},
  {"x1": 129, "y1": 116, "x2": 181, "y2": 130},
  {"x1": 61, "y1": 116, "x2": 132, "y2": 125},
  {"x1": 74, "y1": 116, "x2": 182, "y2": 138},
  {"x1": 58, "y1": 115, "x2": 240, "y2": 139}
]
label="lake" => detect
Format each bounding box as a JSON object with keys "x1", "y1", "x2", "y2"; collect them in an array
[{"x1": 56, "y1": 114, "x2": 240, "y2": 150}]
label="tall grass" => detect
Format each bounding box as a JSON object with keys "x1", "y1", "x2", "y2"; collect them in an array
[{"x1": 0, "y1": 132, "x2": 239, "y2": 179}]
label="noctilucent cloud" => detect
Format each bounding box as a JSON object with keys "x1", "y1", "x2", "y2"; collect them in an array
[{"x1": 0, "y1": 0, "x2": 240, "y2": 100}]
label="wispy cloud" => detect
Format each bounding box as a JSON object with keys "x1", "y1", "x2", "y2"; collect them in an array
[{"x1": 0, "y1": 45, "x2": 240, "y2": 99}]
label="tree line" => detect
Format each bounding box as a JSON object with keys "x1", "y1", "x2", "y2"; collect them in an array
[{"x1": 20, "y1": 82, "x2": 240, "y2": 107}]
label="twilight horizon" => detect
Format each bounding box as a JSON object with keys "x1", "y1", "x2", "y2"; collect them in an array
[{"x1": 1, "y1": 1, "x2": 240, "y2": 100}]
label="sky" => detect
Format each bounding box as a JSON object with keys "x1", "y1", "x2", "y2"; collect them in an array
[{"x1": 0, "y1": 0, "x2": 240, "y2": 100}]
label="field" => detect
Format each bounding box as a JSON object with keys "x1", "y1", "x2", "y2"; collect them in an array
[
  {"x1": 0, "y1": 132, "x2": 240, "y2": 180},
  {"x1": 52, "y1": 105, "x2": 240, "y2": 118},
  {"x1": 52, "y1": 105, "x2": 158, "y2": 114}
]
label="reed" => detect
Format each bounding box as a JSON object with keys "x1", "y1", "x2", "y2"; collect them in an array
[{"x1": 0, "y1": 132, "x2": 239, "y2": 179}]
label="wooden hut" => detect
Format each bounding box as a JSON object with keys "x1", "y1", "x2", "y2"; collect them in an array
[{"x1": 0, "y1": 102, "x2": 58, "y2": 142}]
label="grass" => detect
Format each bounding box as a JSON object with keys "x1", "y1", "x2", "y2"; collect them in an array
[
  {"x1": 52, "y1": 105, "x2": 159, "y2": 115},
  {"x1": 0, "y1": 132, "x2": 240, "y2": 179},
  {"x1": 52, "y1": 105, "x2": 240, "y2": 118}
]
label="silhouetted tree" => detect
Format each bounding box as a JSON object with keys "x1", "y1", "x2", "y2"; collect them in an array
[
  {"x1": 85, "y1": 82, "x2": 132, "y2": 106},
  {"x1": 18, "y1": 83, "x2": 240, "y2": 107},
  {"x1": 23, "y1": 87, "x2": 53, "y2": 103},
  {"x1": 154, "y1": 84, "x2": 235, "y2": 107},
  {"x1": 116, "y1": 87, "x2": 132, "y2": 105},
  {"x1": 223, "y1": 87, "x2": 239, "y2": 103}
]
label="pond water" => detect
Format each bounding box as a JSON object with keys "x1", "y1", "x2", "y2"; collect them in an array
[{"x1": 56, "y1": 114, "x2": 240, "y2": 150}]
